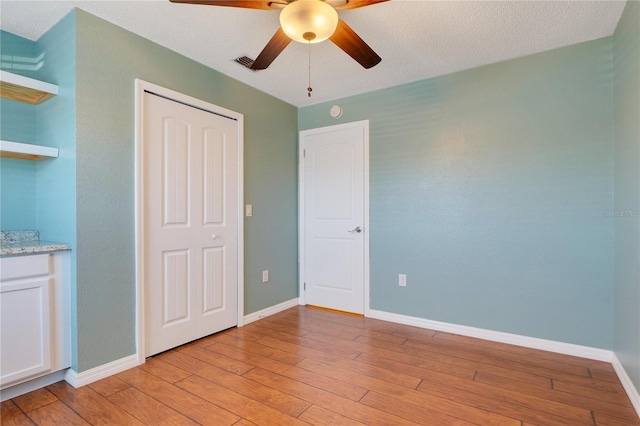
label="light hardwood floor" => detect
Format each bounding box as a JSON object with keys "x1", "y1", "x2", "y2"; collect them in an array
[{"x1": 2, "y1": 306, "x2": 639, "y2": 425}]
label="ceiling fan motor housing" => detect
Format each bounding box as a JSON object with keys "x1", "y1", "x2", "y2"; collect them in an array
[{"x1": 279, "y1": 0, "x2": 339, "y2": 43}]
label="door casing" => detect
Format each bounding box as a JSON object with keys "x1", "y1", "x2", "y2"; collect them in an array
[
  {"x1": 298, "y1": 120, "x2": 370, "y2": 316},
  {"x1": 134, "y1": 79, "x2": 244, "y2": 365}
]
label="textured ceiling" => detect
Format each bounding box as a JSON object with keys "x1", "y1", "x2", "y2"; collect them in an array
[{"x1": 0, "y1": 0, "x2": 626, "y2": 107}]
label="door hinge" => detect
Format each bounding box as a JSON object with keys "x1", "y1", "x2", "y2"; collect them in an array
[
  {"x1": 303, "y1": 149, "x2": 306, "y2": 158},
  {"x1": 304, "y1": 282, "x2": 306, "y2": 291}
]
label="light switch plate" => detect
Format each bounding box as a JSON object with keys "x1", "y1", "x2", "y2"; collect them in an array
[{"x1": 246, "y1": 204, "x2": 253, "y2": 217}]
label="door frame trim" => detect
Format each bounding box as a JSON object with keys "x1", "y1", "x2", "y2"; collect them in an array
[
  {"x1": 298, "y1": 120, "x2": 370, "y2": 316},
  {"x1": 134, "y1": 79, "x2": 245, "y2": 365}
]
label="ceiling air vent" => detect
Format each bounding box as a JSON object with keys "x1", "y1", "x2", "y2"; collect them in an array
[{"x1": 234, "y1": 56, "x2": 257, "y2": 71}]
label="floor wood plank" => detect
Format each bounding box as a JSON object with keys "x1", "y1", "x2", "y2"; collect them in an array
[
  {"x1": 246, "y1": 319, "x2": 312, "y2": 338},
  {"x1": 138, "y1": 356, "x2": 193, "y2": 383},
  {"x1": 243, "y1": 367, "x2": 419, "y2": 425},
  {"x1": 212, "y1": 333, "x2": 305, "y2": 364},
  {"x1": 1, "y1": 400, "x2": 36, "y2": 426},
  {"x1": 257, "y1": 333, "x2": 363, "y2": 360},
  {"x1": 116, "y1": 368, "x2": 240, "y2": 425},
  {"x1": 355, "y1": 351, "x2": 476, "y2": 382},
  {"x1": 11, "y1": 387, "x2": 58, "y2": 412},
  {"x1": 108, "y1": 387, "x2": 200, "y2": 425},
  {"x1": 175, "y1": 375, "x2": 310, "y2": 426},
  {"x1": 417, "y1": 378, "x2": 591, "y2": 426},
  {"x1": 298, "y1": 404, "x2": 368, "y2": 426},
  {"x1": 26, "y1": 400, "x2": 89, "y2": 425},
  {"x1": 594, "y1": 411, "x2": 640, "y2": 426},
  {"x1": 590, "y1": 368, "x2": 622, "y2": 383},
  {"x1": 404, "y1": 332, "x2": 593, "y2": 377},
  {"x1": 307, "y1": 330, "x2": 479, "y2": 380},
  {"x1": 260, "y1": 314, "x2": 409, "y2": 345},
  {"x1": 158, "y1": 349, "x2": 311, "y2": 417},
  {"x1": 299, "y1": 307, "x2": 399, "y2": 334},
  {"x1": 416, "y1": 365, "x2": 594, "y2": 424},
  {"x1": 5, "y1": 306, "x2": 638, "y2": 425},
  {"x1": 176, "y1": 344, "x2": 255, "y2": 375},
  {"x1": 553, "y1": 377, "x2": 632, "y2": 405},
  {"x1": 255, "y1": 333, "x2": 421, "y2": 389},
  {"x1": 296, "y1": 357, "x2": 521, "y2": 425},
  {"x1": 87, "y1": 375, "x2": 130, "y2": 397},
  {"x1": 360, "y1": 391, "x2": 479, "y2": 425},
  {"x1": 209, "y1": 342, "x2": 369, "y2": 401},
  {"x1": 233, "y1": 420, "x2": 259, "y2": 426},
  {"x1": 400, "y1": 336, "x2": 592, "y2": 381},
  {"x1": 476, "y1": 370, "x2": 640, "y2": 422},
  {"x1": 46, "y1": 381, "x2": 145, "y2": 425},
  {"x1": 355, "y1": 333, "x2": 601, "y2": 388}
]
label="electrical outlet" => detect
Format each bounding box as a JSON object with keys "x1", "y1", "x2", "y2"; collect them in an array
[
  {"x1": 246, "y1": 204, "x2": 253, "y2": 217},
  {"x1": 398, "y1": 274, "x2": 407, "y2": 287},
  {"x1": 262, "y1": 270, "x2": 269, "y2": 283}
]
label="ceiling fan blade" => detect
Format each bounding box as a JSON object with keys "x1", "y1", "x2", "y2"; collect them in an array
[
  {"x1": 250, "y1": 28, "x2": 292, "y2": 70},
  {"x1": 332, "y1": 0, "x2": 389, "y2": 11},
  {"x1": 169, "y1": 0, "x2": 287, "y2": 10},
  {"x1": 329, "y1": 19, "x2": 381, "y2": 69}
]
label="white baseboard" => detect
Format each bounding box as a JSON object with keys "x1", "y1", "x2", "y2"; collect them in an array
[
  {"x1": 0, "y1": 370, "x2": 67, "y2": 401},
  {"x1": 64, "y1": 354, "x2": 139, "y2": 388},
  {"x1": 612, "y1": 353, "x2": 640, "y2": 417},
  {"x1": 368, "y1": 309, "x2": 612, "y2": 362},
  {"x1": 243, "y1": 298, "x2": 300, "y2": 325}
]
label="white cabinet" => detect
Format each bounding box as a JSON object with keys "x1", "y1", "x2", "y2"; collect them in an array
[
  {"x1": 0, "y1": 253, "x2": 70, "y2": 390},
  {"x1": 1, "y1": 276, "x2": 51, "y2": 385}
]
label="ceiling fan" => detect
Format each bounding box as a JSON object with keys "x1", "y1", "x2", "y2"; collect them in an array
[{"x1": 169, "y1": 0, "x2": 388, "y2": 71}]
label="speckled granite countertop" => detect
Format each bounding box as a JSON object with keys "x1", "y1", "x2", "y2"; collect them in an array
[{"x1": 0, "y1": 230, "x2": 71, "y2": 256}]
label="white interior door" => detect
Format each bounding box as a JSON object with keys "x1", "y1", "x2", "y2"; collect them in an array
[
  {"x1": 143, "y1": 90, "x2": 239, "y2": 357},
  {"x1": 301, "y1": 121, "x2": 369, "y2": 314}
]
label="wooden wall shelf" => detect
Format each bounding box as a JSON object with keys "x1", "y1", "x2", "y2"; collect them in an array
[
  {"x1": 0, "y1": 140, "x2": 59, "y2": 161},
  {"x1": 0, "y1": 71, "x2": 58, "y2": 105}
]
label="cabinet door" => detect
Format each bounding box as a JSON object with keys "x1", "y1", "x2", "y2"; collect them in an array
[{"x1": 0, "y1": 278, "x2": 51, "y2": 387}]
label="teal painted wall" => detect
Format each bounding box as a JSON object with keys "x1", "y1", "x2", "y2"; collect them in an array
[
  {"x1": 0, "y1": 23, "x2": 76, "y2": 239},
  {"x1": 0, "y1": 31, "x2": 38, "y2": 230},
  {"x1": 0, "y1": 29, "x2": 39, "y2": 80},
  {"x1": 1, "y1": 98, "x2": 36, "y2": 143},
  {"x1": 35, "y1": 12, "x2": 78, "y2": 366},
  {"x1": 299, "y1": 38, "x2": 614, "y2": 349},
  {"x1": 0, "y1": 157, "x2": 36, "y2": 230},
  {"x1": 613, "y1": 0, "x2": 640, "y2": 393},
  {"x1": 75, "y1": 10, "x2": 298, "y2": 371}
]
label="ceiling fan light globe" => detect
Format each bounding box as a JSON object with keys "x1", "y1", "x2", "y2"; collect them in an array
[{"x1": 279, "y1": 0, "x2": 339, "y2": 44}]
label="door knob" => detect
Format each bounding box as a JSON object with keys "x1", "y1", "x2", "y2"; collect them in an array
[
  {"x1": 349, "y1": 227, "x2": 362, "y2": 233},
  {"x1": 211, "y1": 234, "x2": 218, "y2": 240}
]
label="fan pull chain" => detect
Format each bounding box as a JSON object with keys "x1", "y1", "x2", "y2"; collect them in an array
[{"x1": 307, "y1": 40, "x2": 313, "y2": 98}]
